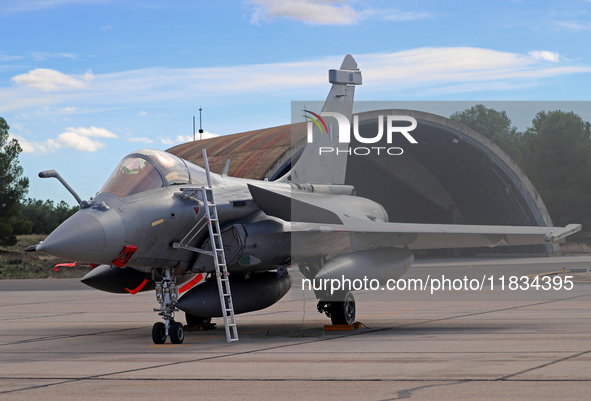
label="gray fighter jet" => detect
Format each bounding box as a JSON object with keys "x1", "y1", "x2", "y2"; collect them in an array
[{"x1": 31, "y1": 55, "x2": 581, "y2": 344}]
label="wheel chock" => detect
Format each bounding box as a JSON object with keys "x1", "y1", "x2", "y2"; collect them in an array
[{"x1": 323, "y1": 322, "x2": 363, "y2": 331}]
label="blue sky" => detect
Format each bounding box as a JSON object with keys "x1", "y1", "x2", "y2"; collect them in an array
[{"x1": 1, "y1": 0, "x2": 591, "y2": 204}]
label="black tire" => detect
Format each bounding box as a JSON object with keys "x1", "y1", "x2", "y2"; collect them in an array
[
  {"x1": 186, "y1": 313, "x2": 211, "y2": 328},
  {"x1": 152, "y1": 322, "x2": 166, "y2": 344},
  {"x1": 329, "y1": 292, "x2": 356, "y2": 325},
  {"x1": 170, "y1": 321, "x2": 185, "y2": 344}
]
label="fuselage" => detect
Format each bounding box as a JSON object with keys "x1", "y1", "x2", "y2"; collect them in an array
[{"x1": 37, "y1": 149, "x2": 388, "y2": 276}]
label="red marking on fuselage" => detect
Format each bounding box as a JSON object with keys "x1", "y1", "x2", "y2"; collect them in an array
[{"x1": 179, "y1": 273, "x2": 203, "y2": 294}]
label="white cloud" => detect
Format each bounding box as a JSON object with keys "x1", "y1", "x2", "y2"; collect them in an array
[
  {"x1": 64, "y1": 126, "x2": 116, "y2": 138},
  {"x1": 553, "y1": 20, "x2": 591, "y2": 31},
  {"x1": 11, "y1": 68, "x2": 94, "y2": 92},
  {"x1": 356, "y1": 47, "x2": 589, "y2": 93},
  {"x1": 60, "y1": 106, "x2": 80, "y2": 113},
  {"x1": 382, "y1": 10, "x2": 431, "y2": 21},
  {"x1": 9, "y1": 134, "x2": 40, "y2": 153},
  {"x1": 0, "y1": 53, "x2": 22, "y2": 61},
  {"x1": 183, "y1": 131, "x2": 219, "y2": 141},
  {"x1": 31, "y1": 52, "x2": 77, "y2": 61},
  {"x1": 176, "y1": 135, "x2": 194, "y2": 143},
  {"x1": 0, "y1": 0, "x2": 106, "y2": 14},
  {"x1": 128, "y1": 137, "x2": 153, "y2": 144},
  {"x1": 161, "y1": 131, "x2": 219, "y2": 145},
  {"x1": 529, "y1": 50, "x2": 560, "y2": 62},
  {"x1": 2, "y1": 48, "x2": 589, "y2": 115},
  {"x1": 55, "y1": 126, "x2": 117, "y2": 152},
  {"x1": 249, "y1": 0, "x2": 362, "y2": 25},
  {"x1": 198, "y1": 131, "x2": 219, "y2": 140},
  {"x1": 10, "y1": 134, "x2": 59, "y2": 154},
  {"x1": 16, "y1": 126, "x2": 117, "y2": 153},
  {"x1": 55, "y1": 131, "x2": 101, "y2": 152},
  {"x1": 137, "y1": 111, "x2": 147, "y2": 116},
  {"x1": 248, "y1": 0, "x2": 430, "y2": 25},
  {"x1": 102, "y1": 49, "x2": 590, "y2": 96}
]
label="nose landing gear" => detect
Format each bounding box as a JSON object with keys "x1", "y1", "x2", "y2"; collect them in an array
[{"x1": 152, "y1": 268, "x2": 184, "y2": 344}]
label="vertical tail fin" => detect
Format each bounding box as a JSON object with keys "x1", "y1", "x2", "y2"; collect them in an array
[{"x1": 283, "y1": 54, "x2": 362, "y2": 185}]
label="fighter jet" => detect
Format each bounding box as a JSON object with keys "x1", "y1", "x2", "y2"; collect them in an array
[{"x1": 31, "y1": 55, "x2": 581, "y2": 344}]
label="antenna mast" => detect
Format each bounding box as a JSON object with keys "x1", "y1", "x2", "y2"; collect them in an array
[{"x1": 199, "y1": 107, "x2": 204, "y2": 140}]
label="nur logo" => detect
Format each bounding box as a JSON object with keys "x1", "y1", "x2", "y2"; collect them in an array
[
  {"x1": 304, "y1": 110, "x2": 419, "y2": 156},
  {"x1": 303, "y1": 110, "x2": 330, "y2": 139}
]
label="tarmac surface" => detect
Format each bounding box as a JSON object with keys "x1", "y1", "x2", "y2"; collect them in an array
[{"x1": 1, "y1": 256, "x2": 591, "y2": 400}]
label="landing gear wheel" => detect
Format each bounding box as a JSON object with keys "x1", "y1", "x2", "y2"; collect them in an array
[
  {"x1": 330, "y1": 292, "x2": 356, "y2": 325},
  {"x1": 186, "y1": 313, "x2": 211, "y2": 328},
  {"x1": 170, "y1": 321, "x2": 185, "y2": 344},
  {"x1": 152, "y1": 322, "x2": 166, "y2": 344}
]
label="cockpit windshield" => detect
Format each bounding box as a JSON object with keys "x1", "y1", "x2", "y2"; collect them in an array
[
  {"x1": 100, "y1": 156, "x2": 164, "y2": 198},
  {"x1": 100, "y1": 149, "x2": 206, "y2": 198},
  {"x1": 138, "y1": 149, "x2": 190, "y2": 186}
]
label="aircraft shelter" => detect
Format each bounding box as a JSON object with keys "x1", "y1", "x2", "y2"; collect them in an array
[{"x1": 168, "y1": 110, "x2": 556, "y2": 255}]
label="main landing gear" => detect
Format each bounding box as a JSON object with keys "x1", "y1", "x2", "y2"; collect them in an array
[
  {"x1": 317, "y1": 291, "x2": 356, "y2": 325},
  {"x1": 299, "y1": 261, "x2": 357, "y2": 326},
  {"x1": 152, "y1": 267, "x2": 184, "y2": 344}
]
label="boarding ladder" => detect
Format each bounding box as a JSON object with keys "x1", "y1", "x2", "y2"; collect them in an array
[{"x1": 173, "y1": 149, "x2": 238, "y2": 342}]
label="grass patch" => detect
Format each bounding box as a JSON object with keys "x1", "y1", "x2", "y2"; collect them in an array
[
  {"x1": 0, "y1": 234, "x2": 92, "y2": 279},
  {"x1": 561, "y1": 241, "x2": 591, "y2": 255}
]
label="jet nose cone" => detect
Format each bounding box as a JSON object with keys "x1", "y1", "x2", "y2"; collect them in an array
[{"x1": 37, "y1": 210, "x2": 124, "y2": 264}]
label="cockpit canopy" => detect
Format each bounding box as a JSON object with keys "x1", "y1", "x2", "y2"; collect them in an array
[{"x1": 100, "y1": 149, "x2": 207, "y2": 198}]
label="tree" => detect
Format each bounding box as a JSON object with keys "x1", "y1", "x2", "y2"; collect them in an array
[
  {"x1": 450, "y1": 105, "x2": 522, "y2": 158},
  {"x1": 21, "y1": 199, "x2": 78, "y2": 234},
  {"x1": 519, "y1": 110, "x2": 591, "y2": 233},
  {"x1": 0, "y1": 117, "x2": 31, "y2": 247}
]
